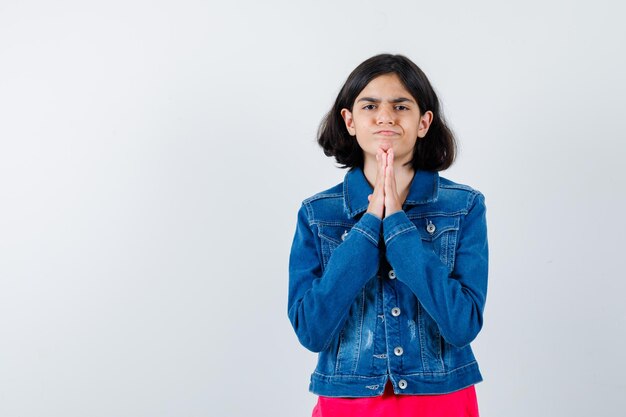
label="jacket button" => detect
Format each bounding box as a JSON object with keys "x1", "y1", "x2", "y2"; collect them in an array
[
  {"x1": 388, "y1": 270, "x2": 396, "y2": 279},
  {"x1": 398, "y1": 379, "x2": 408, "y2": 389},
  {"x1": 391, "y1": 307, "x2": 401, "y2": 317},
  {"x1": 394, "y1": 346, "x2": 404, "y2": 356},
  {"x1": 426, "y1": 221, "x2": 436, "y2": 234},
  {"x1": 341, "y1": 230, "x2": 348, "y2": 241}
]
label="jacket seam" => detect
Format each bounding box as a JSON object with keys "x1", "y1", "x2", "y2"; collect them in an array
[
  {"x1": 313, "y1": 360, "x2": 478, "y2": 378},
  {"x1": 457, "y1": 190, "x2": 481, "y2": 236},
  {"x1": 384, "y1": 224, "x2": 416, "y2": 246},
  {"x1": 352, "y1": 225, "x2": 378, "y2": 246},
  {"x1": 303, "y1": 192, "x2": 343, "y2": 205},
  {"x1": 439, "y1": 183, "x2": 476, "y2": 192},
  {"x1": 406, "y1": 210, "x2": 467, "y2": 218}
]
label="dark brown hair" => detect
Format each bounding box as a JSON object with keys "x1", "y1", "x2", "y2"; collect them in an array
[{"x1": 317, "y1": 54, "x2": 456, "y2": 171}]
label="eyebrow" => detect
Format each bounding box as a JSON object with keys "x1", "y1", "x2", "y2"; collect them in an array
[{"x1": 357, "y1": 97, "x2": 416, "y2": 104}]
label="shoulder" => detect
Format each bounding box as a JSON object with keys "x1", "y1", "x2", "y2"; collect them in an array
[
  {"x1": 301, "y1": 181, "x2": 343, "y2": 205},
  {"x1": 437, "y1": 174, "x2": 486, "y2": 213},
  {"x1": 298, "y1": 180, "x2": 349, "y2": 225}
]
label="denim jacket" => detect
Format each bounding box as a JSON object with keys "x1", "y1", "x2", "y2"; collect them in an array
[{"x1": 287, "y1": 166, "x2": 489, "y2": 397}]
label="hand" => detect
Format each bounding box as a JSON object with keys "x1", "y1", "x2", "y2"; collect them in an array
[
  {"x1": 366, "y1": 148, "x2": 386, "y2": 219},
  {"x1": 384, "y1": 148, "x2": 402, "y2": 216},
  {"x1": 367, "y1": 148, "x2": 403, "y2": 219}
]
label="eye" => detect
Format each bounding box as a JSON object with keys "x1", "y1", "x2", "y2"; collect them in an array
[
  {"x1": 395, "y1": 105, "x2": 409, "y2": 111},
  {"x1": 362, "y1": 104, "x2": 376, "y2": 110}
]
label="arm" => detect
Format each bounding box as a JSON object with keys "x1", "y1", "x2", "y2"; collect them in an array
[
  {"x1": 382, "y1": 191, "x2": 489, "y2": 348},
  {"x1": 287, "y1": 203, "x2": 382, "y2": 352}
]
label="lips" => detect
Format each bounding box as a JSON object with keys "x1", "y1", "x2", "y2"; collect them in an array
[{"x1": 374, "y1": 130, "x2": 399, "y2": 136}]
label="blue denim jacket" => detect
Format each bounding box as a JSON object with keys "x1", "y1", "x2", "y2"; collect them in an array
[{"x1": 287, "y1": 166, "x2": 489, "y2": 397}]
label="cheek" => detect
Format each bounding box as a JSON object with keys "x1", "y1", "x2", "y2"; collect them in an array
[
  {"x1": 407, "y1": 120, "x2": 421, "y2": 135},
  {"x1": 354, "y1": 137, "x2": 374, "y2": 155}
]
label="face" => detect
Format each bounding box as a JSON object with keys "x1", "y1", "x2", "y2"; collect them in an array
[{"x1": 341, "y1": 73, "x2": 433, "y2": 167}]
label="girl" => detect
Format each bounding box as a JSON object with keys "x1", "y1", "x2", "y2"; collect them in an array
[{"x1": 288, "y1": 54, "x2": 488, "y2": 417}]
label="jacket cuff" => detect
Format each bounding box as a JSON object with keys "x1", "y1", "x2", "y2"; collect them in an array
[
  {"x1": 352, "y1": 212, "x2": 383, "y2": 246},
  {"x1": 382, "y1": 210, "x2": 416, "y2": 245}
]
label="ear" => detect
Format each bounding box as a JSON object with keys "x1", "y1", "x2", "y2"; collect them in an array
[
  {"x1": 340, "y1": 108, "x2": 356, "y2": 136},
  {"x1": 417, "y1": 110, "x2": 434, "y2": 138}
]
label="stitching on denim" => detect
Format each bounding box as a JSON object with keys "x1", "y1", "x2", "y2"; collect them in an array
[
  {"x1": 312, "y1": 372, "x2": 387, "y2": 380},
  {"x1": 312, "y1": 220, "x2": 355, "y2": 227},
  {"x1": 335, "y1": 329, "x2": 344, "y2": 374},
  {"x1": 304, "y1": 208, "x2": 325, "y2": 276},
  {"x1": 319, "y1": 232, "x2": 342, "y2": 246},
  {"x1": 440, "y1": 231, "x2": 449, "y2": 266},
  {"x1": 384, "y1": 225, "x2": 416, "y2": 245},
  {"x1": 467, "y1": 190, "x2": 480, "y2": 212},
  {"x1": 437, "y1": 332, "x2": 445, "y2": 371},
  {"x1": 417, "y1": 301, "x2": 429, "y2": 372},
  {"x1": 419, "y1": 225, "x2": 458, "y2": 241},
  {"x1": 313, "y1": 362, "x2": 478, "y2": 377},
  {"x1": 321, "y1": 320, "x2": 341, "y2": 353},
  {"x1": 303, "y1": 192, "x2": 343, "y2": 204},
  {"x1": 352, "y1": 226, "x2": 378, "y2": 246},
  {"x1": 407, "y1": 210, "x2": 466, "y2": 218},
  {"x1": 381, "y1": 281, "x2": 391, "y2": 376},
  {"x1": 439, "y1": 183, "x2": 475, "y2": 192},
  {"x1": 352, "y1": 289, "x2": 365, "y2": 374},
  {"x1": 344, "y1": 172, "x2": 351, "y2": 213},
  {"x1": 315, "y1": 361, "x2": 479, "y2": 379},
  {"x1": 448, "y1": 226, "x2": 458, "y2": 272},
  {"x1": 321, "y1": 243, "x2": 329, "y2": 267},
  {"x1": 399, "y1": 360, "x2": 479, "y2": 376},
  {"x1": 304, "y1": 201, "x2": 315, "y2": 225},
  {"x1": 456, "y1": 191, "x2": 481, "y2": 242}
]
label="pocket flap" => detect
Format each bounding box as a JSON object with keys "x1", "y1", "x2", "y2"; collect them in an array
[{"x1": 412, "y1": 215, "x2": 460, "y2": 241}]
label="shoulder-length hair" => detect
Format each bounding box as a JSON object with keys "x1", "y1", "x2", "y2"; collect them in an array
[{"x1": 317, "y1": 53, "x2": 456, "y2": 171}]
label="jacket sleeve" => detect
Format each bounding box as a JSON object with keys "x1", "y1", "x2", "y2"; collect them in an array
[
  {"x1": 287, "y1": 203, "x2": 382, "y2": 352},
  {"x1": 382, "y1": 191, "x2": 489, "y2": 348}
]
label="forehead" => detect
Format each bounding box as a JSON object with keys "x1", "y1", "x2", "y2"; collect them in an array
[{"x1": 356, "y1": 73, "x2": 414, "y2": 99}]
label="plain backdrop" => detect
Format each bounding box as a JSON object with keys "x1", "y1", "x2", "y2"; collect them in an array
[{"x1": 1, "y1": 1, "x2": 625, "y2": 416}]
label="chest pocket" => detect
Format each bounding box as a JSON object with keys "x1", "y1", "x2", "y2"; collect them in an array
[
  {"x1": 318, "y1": 223, "x2": 353, "y2": 269},
  {"x1": 411, "y1": 215, "x2": 460, "y2": 271}
]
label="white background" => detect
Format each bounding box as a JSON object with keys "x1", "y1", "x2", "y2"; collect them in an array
[{"x1": 1, "y1": 1, "x2": 625, "y2": 416}]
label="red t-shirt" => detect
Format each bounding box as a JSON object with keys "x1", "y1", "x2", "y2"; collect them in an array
[{"x1": 312, "y1": 380, "x2": 479, "y2": 417}]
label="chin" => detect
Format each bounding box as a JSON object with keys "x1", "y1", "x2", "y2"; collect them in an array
[{"x1": 378, "y1": 142, "x2": 392, "y2": 151}]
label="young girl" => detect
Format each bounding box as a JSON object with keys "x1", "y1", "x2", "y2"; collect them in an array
[{"x1": 288, "y1": 54, "x2": 488, "y2": 417}]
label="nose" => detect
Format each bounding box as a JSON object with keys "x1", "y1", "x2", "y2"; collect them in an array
[{"x1": 376, "y1": 106, "x2": 394, "y2": 125}]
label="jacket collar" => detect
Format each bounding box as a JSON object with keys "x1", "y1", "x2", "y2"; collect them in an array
[{"x1": 343, "y1": 166, "x2": 439, "y2": 218}]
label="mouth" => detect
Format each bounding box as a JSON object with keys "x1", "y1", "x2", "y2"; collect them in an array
[{"x1": 374, "y1": 130, "x2": 400, "y2": 136}]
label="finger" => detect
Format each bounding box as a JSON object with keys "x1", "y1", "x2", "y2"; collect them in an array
[
  {"x1": 391, "y1": 152, "x2": 397, "y2": 194},
  {"x1": 378, "y1": 149, "x2": 386, "y2": 188},
  {"x1": 385, "y1": 157, "x2": 392, "y2": 192},
  {"x1": 385, "y1": 151, "x2": 395, "y2": 194},
  {"x1": 388, "y1": 151, "x2": 395, "y2": 190}
]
